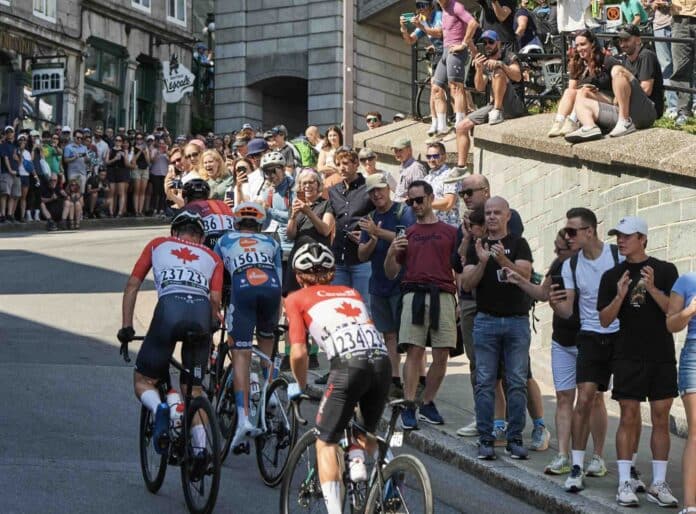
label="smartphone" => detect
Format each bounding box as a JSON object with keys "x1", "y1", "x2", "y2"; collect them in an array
[
  {"x1": 551, "y1": 274, "x2": 565, "y2": 290},
  {"x1": 170, "y1": 178, "x2": 183, "y2": 190},
  {"x1": 224, "y1": 188, "x2": 235, "y2": 202},
  {"x1": 476, "y1": 42, "x2": 487, "y2": 56},
  {"x1": 496, "y1": 269, "x2": 508, "y2": 283},
  {"x1": 296, "y1": 190, "x2": 306, "y2": 202},
  {"x1": 395, "y1": 225, "x2": 406, "y2": 238}
]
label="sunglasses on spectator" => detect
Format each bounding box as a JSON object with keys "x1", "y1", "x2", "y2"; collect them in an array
[
  {"x1": 405, "y1": 196, "x2": 427, "y2": 206},
  {"x1": 416, "y1": 2, "x2": 430, "y2": 8},
  {"x1": 425, "y1": 153, "x2": 441, "y2": 160},
  {"x1": 75, "y1": 136, "x2": 83, "y2": 139},
  {"x1": 458, "y1": 187, "x2": 486, "y2": 198},
  {"x1": 563, "y1": 226, "x2": 590, "y2": 237},
  {"x1": 359, "y1": 157, "x2": 376, "y2": 162},
  {"x1": 185, "y1": 152, "x2": 200, "y2": 159},
  {"x1": 366, "y1": 117, "x2": 379, "y2": 123}
]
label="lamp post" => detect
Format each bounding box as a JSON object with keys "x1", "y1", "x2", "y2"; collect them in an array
[{"x1": 342, "y1": 0, "x2": 354, "y2": 146}]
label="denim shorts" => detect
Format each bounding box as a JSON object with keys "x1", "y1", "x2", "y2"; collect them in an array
[
  {"x1": 678, "y1": 339, "x2": 696, "y2": 396},
  {"x1": 370, "y1": 293, "x2": 402, "y2": 334}
]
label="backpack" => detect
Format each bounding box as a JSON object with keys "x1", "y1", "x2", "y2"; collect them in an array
[
  {"x1": 290, "y1": 137, "x2": 318, "y2": 168},
  {"x1": 569, "y1": 244, "x2": 620, "y2": 296}
]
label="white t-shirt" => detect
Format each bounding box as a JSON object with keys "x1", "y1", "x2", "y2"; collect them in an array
[
  {"x1": 557, "y1": 0, "x2": 591, "y2": 32},
  {"x1": 241, "y1": 168, "x2": 265, "y2": 203},
  {"x1": 561, "y1": 243, "x2": 624, "y2": 333}
]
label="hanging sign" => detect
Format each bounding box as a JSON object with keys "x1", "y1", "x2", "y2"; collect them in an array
[{"x1": 161, "y1": 55, "x2": 194, "y2": 103}]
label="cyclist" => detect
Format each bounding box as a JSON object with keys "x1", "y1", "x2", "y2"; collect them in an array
[
  {"x1": 117, "y1": 211, "x2": 224, "y2": 456},
  {"x1": 214, "y1": 201, "x2": 283, "y2": 448},
  {"x1": 285, "y1": 242, "x2": 391, "y2": 514},
  {"x1": 181, "y1": 178, "x2": 235, "y2": 250}
]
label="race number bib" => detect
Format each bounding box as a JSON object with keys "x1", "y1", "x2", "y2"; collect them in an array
[
  {"x1": 158, "y1": 266, "x2": 209, "y2": 293},
  {"x1": 326, "y1": 323, "x2": 386, "y2": 359},
  {"x1": 203, "y1": 214, "x2": 235, "y2": 234},
  {"x1": 230, "y1": 250, "x2": 274, "y2": 270}
]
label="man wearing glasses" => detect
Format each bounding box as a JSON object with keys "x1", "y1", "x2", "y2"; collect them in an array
[
  {"x1": 391, "y1": 137, "x2": 427, "y2": 200},
  {"x1": 422, "y1": 141, "x2": 459, "y2": 227},
  {"x1": 63, "y1": 129, "x2": 89, "y2": 194},
  {"x1": 550, "y1": 207, "x2": 622, "y2": 493},
  {"x1": 385, "y1": 180, "x2": 462, "y2": 430},
  {"x1": 358, "y1": 147, "x2": 396, "y2": 193},
  {"x1": 365, "y1": 111, "x2": 383, "y2": 130},
  {"x1": 454, "y1": 30, "x2": 525, "y2": 174}
]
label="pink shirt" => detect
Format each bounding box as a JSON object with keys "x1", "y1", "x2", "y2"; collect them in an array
[{"x1": 441, "y1": 0, "x2": 475, "y2": 48}]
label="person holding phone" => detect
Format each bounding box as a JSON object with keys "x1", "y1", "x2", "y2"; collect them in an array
[
  {"x1": 63, "y1": 129, "x2": 89, "y2": 195},
  {"x1": 105, "y1": 135, "x2": 130, "y2": 217}
]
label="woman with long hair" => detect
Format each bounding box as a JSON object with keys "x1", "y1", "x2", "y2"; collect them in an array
[
  {"x1": 105, "y1": 135, "x2": 130, "y2": 217},
  {"x1": 183, "y1": 142, "x2": 204, "y2": 178},
  {"x1": 317, "y1": 126, "x2": 344, "y2": 195},
  {"x1": 202, "y1": 149, "x2": 233, "y2": 200},
  {"x1": 130, "y1": 132, "x2": 151, "y2": 216},
  {"x1": 149, "y1": 139, "x2": 169, "y2": 215}
]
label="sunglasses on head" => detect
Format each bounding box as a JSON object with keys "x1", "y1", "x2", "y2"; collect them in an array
[
  {"x1": 563, "y1": 226, "x2": 590, "y2": 237},
  {"x1": 425, "y1": 153, "x2": 441, "y2": 160},
  {"x1": 405, "y1": 196, "x2": 426, "y2": 206},
  {"x1": 185, "y1": 152, "x2": 199, "y2": 159}
]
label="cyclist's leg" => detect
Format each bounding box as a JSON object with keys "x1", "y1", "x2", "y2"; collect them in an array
[
  {"x1": 255, "y1": 284, "x2": 282, "y2": 366},
  {"x1": 355, "y1": 358, "x2": 392, "y2": 456},
  {"x1": 227, "y1": 285, "x2": 256, "y2": 429}
]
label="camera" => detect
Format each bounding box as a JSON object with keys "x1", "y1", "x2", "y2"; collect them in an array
[{"x1": 496, "y1": 269, "x2": 508, "y2": 282}]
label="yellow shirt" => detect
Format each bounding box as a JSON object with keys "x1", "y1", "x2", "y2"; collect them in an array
[{"x1": 672, "y1": 0, "x2": 696, "y2": 16}]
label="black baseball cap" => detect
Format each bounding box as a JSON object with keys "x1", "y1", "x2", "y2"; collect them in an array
[{"x1": 617, "y1": 24, "x2": 641, "y2": 38}]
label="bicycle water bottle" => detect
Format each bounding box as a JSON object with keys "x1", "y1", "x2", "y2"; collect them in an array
[
  {"x1": 166, "y1": 389, "x2": 183, "y2": 433},
  {"x1": 250, "y1": 372, "x2": 261, "y2": 402}
]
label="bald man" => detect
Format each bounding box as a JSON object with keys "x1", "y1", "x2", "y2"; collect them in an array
[
  {"x1": 305, "y1": 126, "x2": 321, "y2": 148},
  {"x1": 461, "y1": 196, "x2": 535, "y2": 460},
  {"x1": 453, "y1": 174, "x2": 524, "y2": 236}
]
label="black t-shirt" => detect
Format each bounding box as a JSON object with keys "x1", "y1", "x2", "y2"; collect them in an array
[
  {"x1": 548, "y1": 258, "x2": 580, "y2": 346},
  {"x1": 478, "y1": 0, "x2": 516, "y2": 46},
  {"x1": 597, "y1": 257, "x2": 678, "y2": 362},
  {"x1": 466, "y1": 233, "x2": 534, "y2": 316},
  {"x1": 622, "y1": 46, "x2": 664, "y2": 118},
  {"x1": 576, "y1": 54, "x2": 621, "y2": 95},
  {"x1": 40, "y1": 183, "x2": 62, "y2": 203}
]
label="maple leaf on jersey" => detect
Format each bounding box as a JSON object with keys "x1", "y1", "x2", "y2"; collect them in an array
[
  {"x1": 335, "y1": 301, "x2": 361, "y2": 318},
  {"x1": 171, "y1": 246, "x2": 199, "y2": 264}
]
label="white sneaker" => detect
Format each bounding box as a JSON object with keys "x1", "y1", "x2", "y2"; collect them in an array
[
  {"x1": 586, "y1": 454, "x2": 608, "y2": 477},
  {"x1": 565, "y1": 125, "x2": 603, "y2": 143},
  {"x1": 427, "y1": 122, "x2": 438, "y2": 136},
  {"x1": 609, "y1": 118, "x2": 637, "y2": 138},
  {"x1": 33, "y1": 209, "x2": 41, "y2": 221},
  {"x1": 617, "y1": 481, "x2": 640, "y2": 507},
  {"x1": 231, "y1": 418, "x2": 260, "y2": 448},
  {"x1": 456, "y1": 420, "x2": 479, "y2": 437},
  {"x1": 630, "y1": 466, "x2": 646, "y2": 492},
  {"x1": 488, "y1": 109, "x2": 504, "y2": 125},
  {"x1": 348, "y1": 448, "x2": 367, "y2": 482},
  {"x1": 565, "y1": 465, "x2": 585, "y2": 493},
  {"x1": 25, "y1": 211, "x2": 33, "y2": 222},
  {"x1": 647, "y1": 481, "x2": 678, "y2": 507},
  {"x1": 545, "y1": 453, "x2": 571, "y2": 475}
]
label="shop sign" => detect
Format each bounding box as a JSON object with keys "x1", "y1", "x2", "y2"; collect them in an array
[
  {"x1": 0, "y1": 31, "x2": 35, "y2": 56},
  {"x1": 161, "y1": 55, "x2": 194, "y2": 103},
  {"x1": 31, "y1": 63, "x2": 65, "y2": 96}
]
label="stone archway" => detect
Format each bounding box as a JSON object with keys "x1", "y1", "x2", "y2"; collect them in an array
[{"x1": 252, "y1": 76, "x2": 308, "y2": 137}]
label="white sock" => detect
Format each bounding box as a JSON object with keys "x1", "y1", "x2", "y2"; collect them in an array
[
  {"x1": 618, "y1": 460, "x2": 632, "y2": 484},
  {"x1": 632, "y1": 452, "x2": 638, "y2": 466},
  {"x1": 321, "y1": 481, "x2": 343, "y2": 514},
  {"x1": 437, "y1": 113, "x2": 447, "y2": 131},
  {"x1": 140, "y1": 390, "x2": 161, "y2": 414},
  {"x1": 192, "y1": 424, "x2": 207, "y2": 454},
  {"x1": 571, "y1": 450, "x2": 585, "y2": 469},
  {"x1": 237, "y1": 407, "x2": 247, "y2": 426},
  {"x1": 555, "y1": 114, "x2": 566, "y2": 123},
  {"x1": 618, "y1": 117, "x2": 630, "y2": 125},
  {"x1": 569, "y1": 112, "x2": 578, "y2": 122},
  {"x1": 429, "y1": 119, "x2": 438, "y2": 131},
  {"x1": 455, "y1": 112, "x2": 465, "y2": 124},
  {"x1": 652, "y1": 460, "x2": 668, "y2": 484}
]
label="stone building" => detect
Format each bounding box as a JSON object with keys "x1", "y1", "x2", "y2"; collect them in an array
[
  {"x1": 0, "y1": 0, "x2": 197, "y2": 134},
  {"x1": 215, "y1": 0, "x2": 417, "y2": 135}
]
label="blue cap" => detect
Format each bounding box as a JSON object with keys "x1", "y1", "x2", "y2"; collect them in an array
[
  {"x1": 480, "y1": 30, "x2": 499, "y2": 42},
  {"x1": 246, "y1": 138, "x2": 268, "y2": 156}
]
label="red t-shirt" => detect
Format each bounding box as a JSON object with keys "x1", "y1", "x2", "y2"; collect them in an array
[{"x1": 396, "y1": 221, "x2": 458, "y2": 294}]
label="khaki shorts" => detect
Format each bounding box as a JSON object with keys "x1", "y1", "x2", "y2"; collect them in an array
[
  {"x1": 131, "y1": 168, "x2": 150, "y2": 181},
  {"x1": 399, "y1": 292, "x2": 457, "y2": 349},
  {"x1": 0, "y1": 173, "x2": 13, "y2": 196}
]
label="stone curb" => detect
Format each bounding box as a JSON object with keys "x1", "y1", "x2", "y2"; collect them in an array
[{"x1": 0, "y1": 216, "x2": 169, "y2": 233}]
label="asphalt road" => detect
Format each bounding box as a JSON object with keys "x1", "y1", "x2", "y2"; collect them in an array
[{"x1": 0, "y1": 226, "x2": 543, "y2": 514}]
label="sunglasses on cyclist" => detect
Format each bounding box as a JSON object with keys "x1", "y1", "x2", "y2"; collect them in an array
[
  {"x1": 563, "y1": 226, "x2": 590, "y2": 237},
  {"x1": 458, "y1": 187, "x2": 486, "y2": 198},
  {"x1": 264, "y1": 166, "x2": 283, "y2": 175},
  {"x1": 359, "y1": 157, "x2": 376, "y2": 163},
  {"x1": 405, "y1": 196, "x2": 427, "y2": 206},
  {"x1": 425, "y1": 153, "x2": 441, "y2": 160}
]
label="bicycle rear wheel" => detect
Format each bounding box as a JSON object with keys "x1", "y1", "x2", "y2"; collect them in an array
[
  {"x1": 256, "y1": 377, "x2": 298, "y2": 487},
  {"x1": 214, "y1": 365, "x2": 237, "y2": 463},
  {"x1": 279, "y1": 429, "x2": 324, "y2": 514},
  {"x1": 139, "y1": 405, "x2": 168, "y2": 493},
  {"x1": 180, "y1": 396, "x2": 222, "y2": 514},
  {"x1": 415, "y1": 82, "x2": 432, "y2": 121},
  {"x1": 365, "y1": 454, "x2": 433, "y2": 514}
]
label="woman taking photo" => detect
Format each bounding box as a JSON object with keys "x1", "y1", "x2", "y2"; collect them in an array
[
  {"x1": 317, "y1": 125, "x2": 343, "y2": 195},
  {"x1": 130, "y1": 132, "x2": 151, "y2": 216},
  {"x1": 149, "y1": 139, "x2": 169, "y2": 216},
  {"x1": 202, "y1": 149, "x2": 233, "y2": 200},
  {"x1": 105, "y1": 135, "x2": 130, "y2": 217},
  {"x1": 667, "y1": 272, "x2": 696, "y2": 514},
  {"x1": 164, "y1": 146, "x2": 186, "y2": 210}
]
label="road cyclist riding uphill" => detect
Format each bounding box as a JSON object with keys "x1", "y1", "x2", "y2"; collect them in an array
[
  {"x1": 117, "y1": 211, "x2": 224, "y2": 513},
  {"x1": 181, "y1": 178, "x2": 235, "y2": 251}
]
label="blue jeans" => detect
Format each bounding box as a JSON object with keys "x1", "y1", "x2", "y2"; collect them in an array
[
  {"x1": 473, "y1": 313, "x2": 531, "y2": 442},
  {"x1": 332, "y1": 262, "x2": 372, "y2": 313},
  {"x1": 653, "y1": 26, "x2": 678, "y2": 113}
]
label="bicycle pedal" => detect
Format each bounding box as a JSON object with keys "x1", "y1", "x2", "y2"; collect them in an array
[{"x1": 232, "y1": 442, "x2": 250, "y2": 455}]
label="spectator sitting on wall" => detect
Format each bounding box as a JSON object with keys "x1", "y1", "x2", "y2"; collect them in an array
[
  {"x1": 453, "y1": 30, "x2": 525, "y2": 174},
  {"x1": 565, "y1": 25, "x2": 663, "y2": 143},
  {"x1": 365, "y1": 111, "x2": 383, "y2": 130}
]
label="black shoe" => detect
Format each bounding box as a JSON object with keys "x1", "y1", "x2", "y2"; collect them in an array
[
  {"x1": 308, "y1": 354, "x2": 320, "y2": 370},
  {"x1": 280, "y1": 355, "x2": 291, "y2": 372},
  {"x1": 315, "y1": 372, "x2": 329, "y2": 385},
  {"x1": 189, "y1": 449, "x2": 209, "y2": 482}
]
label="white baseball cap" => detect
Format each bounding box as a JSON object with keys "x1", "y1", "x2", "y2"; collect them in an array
[
  {"x1": 61, "y1": 125, "x2": 71, "y2": 133},
  {"x1": 608, "y1": 216, "x2": 648, "y2": 236}
]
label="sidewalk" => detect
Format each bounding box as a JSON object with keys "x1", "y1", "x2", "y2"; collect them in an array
[
  {"x1": 302, "y1": 349, "x2": 687, "y2": 514},
  {"x1": 0, "y1": 215, "x2": 169, "y2": 234}
]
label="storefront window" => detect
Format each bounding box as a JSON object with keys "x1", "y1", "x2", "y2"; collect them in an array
[
  {"x1": 83, "y1": 40, "x2": 126, "y2": 130},
  {"x1": 22, "y1": 85, "x2": 60, "y2": 132},
  {"x1": 83, "y1": 84, "x2": 120, "y2": 131}
]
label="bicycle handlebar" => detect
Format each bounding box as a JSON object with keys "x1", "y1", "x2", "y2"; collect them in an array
[{"x1": 291, "y1": 393, "x2": 311, "y2": 426}]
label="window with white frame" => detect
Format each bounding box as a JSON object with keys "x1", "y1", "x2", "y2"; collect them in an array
[
  {"x1": 167, "y1": 0, "x2": 186, "y2": 25},
  {"x1": 33, "y1": 0, "x2": 56, "y2": 22},
  {"x1": 0, "y1": 0, "x2": 11, "y2": 7},
  {"x1": 131, "y1": 0, "x2": 151, "y2": 12}
]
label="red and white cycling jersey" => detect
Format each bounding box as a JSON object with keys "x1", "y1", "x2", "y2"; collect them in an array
[
  {"x1": 130, "y1": 236, "x2": 224, "y2": 298},
  {"x1": 284, "y1": 285, "x2": 386, "y2": 360},
  {"x1": 184, "y1": 199, "x2": 235, "y2": 235}
]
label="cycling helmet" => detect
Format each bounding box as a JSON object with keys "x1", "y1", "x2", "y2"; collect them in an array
[
  {"x1": 260, "y1": 151, "x2": 286, "y2": 170},
  {"x1": 171, "y1": 210, "x2": 205, "y2": 234},
  {"x1": 292, "y1": 242, "x2": 336, "y2": 272},
  {"x1": 182, "y1": 178, "x2": 211, "y2": 201},
  {"x1": 233, "y1": 201, "x2": 267, "y2": 225}
]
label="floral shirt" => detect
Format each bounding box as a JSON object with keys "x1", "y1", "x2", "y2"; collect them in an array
[{"x1": 424, "y1": 164, "x2": 460, "y2": 227}]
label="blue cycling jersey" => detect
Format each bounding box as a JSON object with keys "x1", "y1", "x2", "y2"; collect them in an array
[{"x1": 214, "y1": 231, "x2": 283, "y2": 287}]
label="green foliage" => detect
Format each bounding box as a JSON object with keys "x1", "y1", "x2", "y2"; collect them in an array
[{"x1": 654, "y1": 116, "x2": 696, "y2": 135}]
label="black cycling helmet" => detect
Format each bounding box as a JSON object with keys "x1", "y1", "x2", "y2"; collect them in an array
[
  {"x1": 182, "y1": 178, "x2": 210, "y2": 201},
  {"x1": 171, "y1": 211, "x2": 205, "y2": 235},
  {"x1": 292, "y1": 242, "x2": 336, "y2": 272}
]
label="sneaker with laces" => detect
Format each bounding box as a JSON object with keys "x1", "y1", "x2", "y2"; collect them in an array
[
  {"x1": 492, "y1": 423, "x2": 507, "y2": 447},
  {"x1": 530, "y1": 425, "x2": 550, "y2": 451},
  {"x1": 617, "y1": 481, "x2": 640, "y2": 507},
  {"x1": 586, "y1": 454, "x2": 608, "y2": 477},
  {"x1": 559, "y1": 118, "x2": 580, "y2": 135},
  {"x1": 153, "y1": 402, "x2": 171, "y2": 455},
  {"x1": 478, "y1": 439, "x2": 496, "y2": 460},
  {"x1": 609, "y1": 118, "x2": 637, "y2": 137},
  {"x1": 505, "y1": 439, "x2": 528, "y2": 460},
  {"x1": 564, "y1": 125, "x2": 603, "y2": 143},
  {"x1": 545, "y1": 454, "x2": 571, "y2": 475},
  {"x1": 630, "y1": 466, "x2": 646, "y2": 493},
  {"x1": 456, "y1": 420, "x2": 479, "y2": 437},
  {"x1": 418, "y1": 402, "x2": 444, "y2": 425},
  {"x1": 488, "y1": 109, "x2": 504, "y2": 125},
  {"x1": 675, "y1": 114, "x2": 688, "y2": 127},
  {"x1": 647, "y1": 481, "x2": 678, "y2": 507},
  {"x1": 565, "y1": 465, "x2": 585, "y2": 493},
  {"x1": 547, "y1": 120, "x2": 564, "y2": 137},
  {"x1": 401, "y1": 407, "x2": 418, "y2": 430}
]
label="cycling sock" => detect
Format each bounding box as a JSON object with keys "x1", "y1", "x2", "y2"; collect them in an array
[
  {"x1": 191, "y1": 424, "x2": 206, "y2": 455},
  {"x1": 436, "y1": 113, "x2": 447, "y2": 131},
  {"x1": 140, "y1": 389, "x2": 161, "y2": 414},
  {"x1": 618, "y1": 460, "x2": 632, "y2": 484},
  {"x1": 321, "y1": 480, "x2": 343, "y2": 514},
  {"x1": 571, "y1": 450, "x2": 585, "y2": 469},
  {"x1": 533, "y1": 417, "x2": 545, "y2": 428},
  {"x1": 651, "y1": 460, "x2": 667, "y2": 484},
  {"x1": 235, "y1": 390, "x2": 246, "y2": 419}
]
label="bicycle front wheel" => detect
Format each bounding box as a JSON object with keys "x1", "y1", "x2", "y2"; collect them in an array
[
  {"x1": 214, "y1": 365, "x2": 237, "y2": 463},
  {"x1": 180, "y1": 395, "x2": 222, "y2": 514},
  {"x1": 279, "y1": 428, "x2": 324, "y2": 514},
  {"x1": 139, "y1": 405, "x2": 168, "y2": 493},
  {"x1": 256, "y1": 376, "x2": 298, "y2": 487},
  {"x1": 365, "y1": 454, "x2": 433, "y2": 514}
]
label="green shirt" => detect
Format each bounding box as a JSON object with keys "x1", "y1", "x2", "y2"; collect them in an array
[
  {"x1": 207, "y1": 175, "x2": 234, "y2": 200},
  {"x1": 621, "y1": 0, "x2": 649, "y2": 24},
  {"x1": 43, "y1": 144, "x2": 61, "y2": 174}
]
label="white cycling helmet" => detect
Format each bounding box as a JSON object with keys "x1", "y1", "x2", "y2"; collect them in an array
[
  {"x1": 292, "y1": 242, "x2": 336, "y2": 272},
  {"x1": 233, "y1": 201, "x2": 267, "y2": 225},
  {"x1": 260, "y1": 151, "x2": 286, "y2": 170}
]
